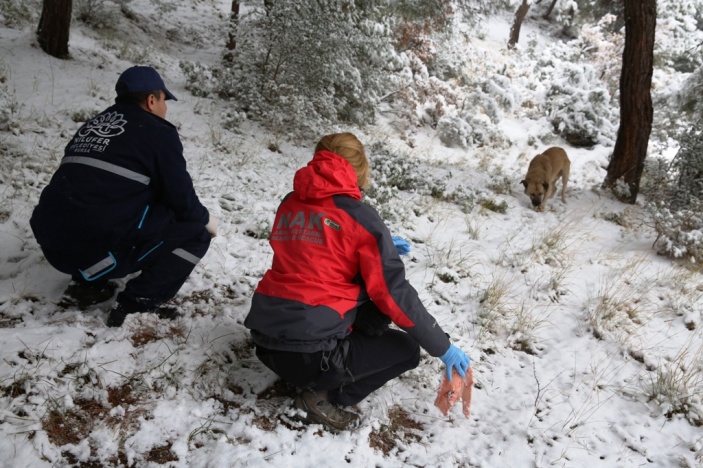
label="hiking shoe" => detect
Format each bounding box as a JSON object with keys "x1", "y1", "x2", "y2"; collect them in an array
[
  {"x1": 60, "y1": 280, "x2": 117, "y2": 309},
  {"x1": 293, "y1": 390, "x2": 360, "y2": 431},
  {"x1": 106, "y1": 300, "x2": 182, "y2": 327}
]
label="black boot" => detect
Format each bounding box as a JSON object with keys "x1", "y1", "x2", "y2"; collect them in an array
[{"x1": 60, "y1": 280, "x2": 117, "y2": 309}]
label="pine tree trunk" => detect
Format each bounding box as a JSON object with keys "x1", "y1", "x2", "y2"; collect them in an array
[
  {"x1": 508, "y1": 0, "x2": 531, "y2": 49},
  {"x1": 226, "y1": 0, "x2": 240, "y2": 51},
  {"x1": 543, "y1": 0, "x2": 559, "y2": 19},
  {"x1": 603, "y1": 0, "x2": 656, "y2": 204},
  {"x1": 37, "y1": 0, "x2": 73, "y2": 59},
  {"x1": 264, "y1": 0, "x2": 274, "y2": 16}
]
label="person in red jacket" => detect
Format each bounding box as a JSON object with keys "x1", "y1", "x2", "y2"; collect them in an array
[{"x1": 244, "y1": 132, "x2": 470, "y2": 431}]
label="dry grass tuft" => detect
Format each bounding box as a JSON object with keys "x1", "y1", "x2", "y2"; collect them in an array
[
  {"x1": 129, "y1": 322, "x2": 185, "y2": 347},
  {"x1": 230, "y1": 337, "x2": 255, "y2": 360},
  {"x1": 1, "y1": 380, "x2": 26, "y2": 399},
  {"x1": 586, "y1": 257, "x2": 653, "y2": 342},
  {"x1": 465, "y1": 215, "x2": 484, "y2": 240},
  {"x1": 253, "y1": 414, "x2": 278, "y2": 432},
  {"x1": 529, "y1": 218, "x2": 591, "y2": 267},
  {"x1": 43, "y1": 399, "x2": 108, "y2": 447},
  {"x1": 60, "y1": 450, "x2": 104, "y2": 467},
  {"x1": 107, "y1": 383, "x2": 139, "y2": 407},
  {"x1": 475, "y1": 272, "x2": 551, "y2": 354},
  {"x1": 209, "y1": 391, "x2": 242, "y2": 415},
  {"x1": 368, "y1": 406, "x2": 424, "y2": 456},
  {"x1": 0, "y1": 313, "x2": 22, "y2": 328},
  {"x1": 43, "y1": 408, "x2": 90, "y2": 446},
  {"x1": 507, "y1": 309, "x2": 548, "y2": 355},
  {"x1": 475, "y1": 273, "x2": 514, "y2": 341},
  {"x1": 257, "y1": 379, "x2": 297, "y2": 401},
  {"x1": 646, "y1": 341, "x2": 703, "y2": 426},
  {"x1": 660, "y1": 265, "x2": 703, "y2": 321},
  {"x1": 144, "y1": 442, "x2": 179, "y2": 463},
  {"x1": 209, "y1": 384, "x2": 244, "y2": 416},
  {"x1": 547, "y1": 264, "x2": 573, "y2": 303},
  {"x1": 422, "y1": 217, "x2": 480, "y2": 280}
]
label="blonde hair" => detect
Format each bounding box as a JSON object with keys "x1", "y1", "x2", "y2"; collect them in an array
[{"x1": 315, "y1": 132, "x2": 370, "y2": 189}]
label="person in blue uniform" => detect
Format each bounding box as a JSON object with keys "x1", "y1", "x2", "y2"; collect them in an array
[{"x1": 30, "y1": 66, "x2": 217, "y2": 327}]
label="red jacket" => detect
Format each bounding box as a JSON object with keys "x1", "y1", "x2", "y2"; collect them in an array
[{"x1": 244, "y1": 150, "x2": 450, "y2": 356}]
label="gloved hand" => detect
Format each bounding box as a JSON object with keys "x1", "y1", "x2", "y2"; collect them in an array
[
  {"x1": 392, "y1": 236, "x2": 411, "y2": 255},
  {"x1": 440, "y1": 344, "x2": 470, "y2": 381},
  {"x1": 353, "y1": 301, "x2": 391, "y2": 336},
  {"x1": 205, "y1": 216, "x2": 219, "y2": 238}
]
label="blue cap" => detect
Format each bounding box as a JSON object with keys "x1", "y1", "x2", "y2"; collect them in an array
[{"x1": 115, "y1": 66, "x2": 177, "y2": 101}]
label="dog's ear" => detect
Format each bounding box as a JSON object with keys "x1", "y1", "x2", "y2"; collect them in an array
[{"x1": 521, "y1": 180, "x2": 527, "y2": 188}]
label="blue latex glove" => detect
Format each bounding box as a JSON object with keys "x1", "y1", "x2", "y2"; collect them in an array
[
  {"x1": 392, "y1": 236, "x2": 411, "y2": 255},
  {"x1": 440, "y1": 344, "x2": 470, "y2": 381}
]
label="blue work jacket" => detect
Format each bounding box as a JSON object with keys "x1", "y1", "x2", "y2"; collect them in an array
[{"x1": 30, "y1": 103, "x2": 209, "y2": 271}]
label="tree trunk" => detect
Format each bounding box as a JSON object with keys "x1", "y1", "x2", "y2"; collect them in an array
[
  {"x1": 226, "y1": 0, "x2": 240, "y2": 51},
  {"x1": 37, "y1": 0, "x2": 72, "y2": 59},
  {"x1": 508, "y1": 0, "x2": 531, "y2": 49},
  {"x1": 543, "y1": 0, "x2": 559, "y2": 19},
  {"x1": 602, "y1": 0, "x2": 656, "y2": 204},
  {"x1": 264, "y1": 0, "x2": 274, "y2": 16}
]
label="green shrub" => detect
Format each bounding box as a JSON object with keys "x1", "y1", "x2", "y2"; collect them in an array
[
  {"x1": 646, "y1": 125, "x2": 703, "y2": 262},
  {"x1": 0, "y1": 0, "x2": 37, "y2": 27}
]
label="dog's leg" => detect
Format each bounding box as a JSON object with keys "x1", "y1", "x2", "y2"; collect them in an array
[
  {"x1": 549, "y1": 181, "x2": 557, "y2": 200},
  {"x1": 561, "y1": 169, "x2": 570, "y2": 203},
  {"x1": 544, "y1": 182, "x2": 555, "y2": 207}
]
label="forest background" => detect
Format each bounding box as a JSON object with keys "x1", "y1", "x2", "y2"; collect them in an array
[{"x1": 2, "y1": 0, "x2": 703, "y2": 466}]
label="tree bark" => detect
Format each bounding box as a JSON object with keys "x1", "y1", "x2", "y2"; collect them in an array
[
  {"x1": 508, "y1": 0, "x2": 531, "y2": 49},
  {"x1": 37, "y1": 0, "x2": 73, "y2": 59},
  {"x1": 264, "y1": 0, "x2": 274, "y2": 16},
  {"x1": 603, "y1": 0, "x2": 656, "y2": 204},
  {"x1": 543, "y1": 0, "x2": 559, "y2": 19},
  {"x1": 226, "y1": 0, "x2": 240, "y2": 51}
]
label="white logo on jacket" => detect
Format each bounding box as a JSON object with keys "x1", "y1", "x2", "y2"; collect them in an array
[
  {"x1": 78, "y1": 112, "x2": 127, "y2": 138},
  {"x1": 69, "y1": 112, "x2": 127, "y2": 153}
]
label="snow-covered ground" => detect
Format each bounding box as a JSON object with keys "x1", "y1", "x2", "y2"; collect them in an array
[{"x1": 1, "y1": 2, "x2": 702, "y2": 467}]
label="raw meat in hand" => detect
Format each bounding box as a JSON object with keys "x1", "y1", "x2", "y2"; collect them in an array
[{"x1": 434, "y1": 366, "x2": 474, "y2": 418}]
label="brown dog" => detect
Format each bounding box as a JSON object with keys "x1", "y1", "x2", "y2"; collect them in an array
[{"x1": 521, "y1": 147, "x2": 570, "y2": 212}]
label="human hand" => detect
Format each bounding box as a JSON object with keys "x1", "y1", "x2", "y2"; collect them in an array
[
  {"x1": 439, "y1": 344, "x2": 470, "y2": 381},
  {"x1": 205, "y1": 216, "x2": 219, "y2": 238},
  {"x1": 391, "y1": 236, "x2": 411, "y2": 255}
]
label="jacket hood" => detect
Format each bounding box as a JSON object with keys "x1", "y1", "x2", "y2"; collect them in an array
[{"x1": 293, "y1": 150, "x2": 362, "y2": 201}]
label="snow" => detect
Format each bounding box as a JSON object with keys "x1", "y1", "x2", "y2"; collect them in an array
[{"x1": 1, "y1": 1, "x2": 702, "y2": 467}]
